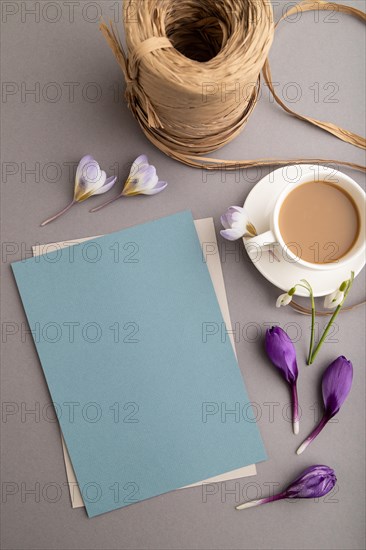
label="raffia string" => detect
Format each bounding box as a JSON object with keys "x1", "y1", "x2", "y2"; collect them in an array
[
  {"x1": 100, "y1": 0, "x2": 366, "y2": 172},
  {"x1": 290, "y1": 299, "x2": 366, "y2": 316}
]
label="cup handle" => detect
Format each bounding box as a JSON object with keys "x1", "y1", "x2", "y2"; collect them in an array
[{"x1": 246, "y1": 230, "x2": 276, "y2": 248}]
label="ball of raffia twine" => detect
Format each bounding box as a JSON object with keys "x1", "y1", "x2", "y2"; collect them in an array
[{"x1": 101, "y1": 0, "x2": 366, "y2": 172}]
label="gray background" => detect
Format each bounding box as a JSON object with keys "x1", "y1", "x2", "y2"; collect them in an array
[{"x1": 1, "y1": 1, "x2": 365, "y2": 549}]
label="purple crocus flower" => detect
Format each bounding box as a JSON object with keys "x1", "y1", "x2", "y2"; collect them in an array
[
  {"x1": 265, "y1": 326, "x2": 300, "y2": 434},
  {"x1": 236, "y1": 465, "x2": 336, "y2": 510},
  {"x1": 297, "y1": 356, "x2": 353, "y2": 454}
]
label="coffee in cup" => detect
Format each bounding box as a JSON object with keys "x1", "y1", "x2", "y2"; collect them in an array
[
  {"x1": 278, "y1": 180, "x2": 360, "y2": 264},
  {"x1": 247, "y1": 167, "x2": 365, "y2": 271}
]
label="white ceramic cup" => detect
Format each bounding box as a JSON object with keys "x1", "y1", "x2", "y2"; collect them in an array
[{"x1": 247, "y1": 167, "x2": 366, "y2": 270}]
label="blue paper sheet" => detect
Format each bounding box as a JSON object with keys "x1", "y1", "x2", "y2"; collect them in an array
[{"x1": 12, "y1": 211, "x2": 266, "y2": 517}]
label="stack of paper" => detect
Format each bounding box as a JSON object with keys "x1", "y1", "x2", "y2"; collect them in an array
[{"x1": 12, "y1": 212, "x2": 266, "y2": 517}]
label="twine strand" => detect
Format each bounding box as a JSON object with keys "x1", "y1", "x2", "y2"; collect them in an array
[
  {"x1": 290, "y1": 299, "x2": 366, "y2": 316},
  {"x1": 262, "y1": 0, "x2": 366, "y2": 151}
]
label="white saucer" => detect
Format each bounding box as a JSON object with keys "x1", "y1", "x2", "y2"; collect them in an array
[{"x1": 243, "y1": 165, "x2": 365, "y2": 297}]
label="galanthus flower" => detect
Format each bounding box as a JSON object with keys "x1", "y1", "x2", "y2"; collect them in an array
[
  {"x1": 297, "y1": 356, "x2": 353, "y2": 454},
  {"x1": 265, "y1": 326, "x2": 300, "y2": 434},
  {"x1": 90, "y1": 154, "x2": 167, "y2": 212},
  {"x1": 220, "y1": 206, "x2": 257, "y2": 241},
  {"x1": 276, "y1": 287, "x2": 296, "y2": 308},
  {"x1": 324, "y1": 280, "x2": 348, "y2": 309},
  {"x1": 236, "y1": 465, "x2": 336, "y2": 510},
  {"x1": 41, "y1": 155, "x2": 117, "y2": 226}
]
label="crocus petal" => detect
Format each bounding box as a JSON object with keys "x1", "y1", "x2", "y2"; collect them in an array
[
  {"x1": 324, "y1": 290, "x2": 344, "y2": 309},
  {"x1": 285, "y1": 465, "x2": 337, "y2": 499},
  {"x1": 265, "y1": 326, "x2": 298, "y2": 383},
  {"x1": 84, "y1": 162, "x2": 103, "y2": 186},
  {"x1": 130, "y1": 154, "x2": 149, "y2": 176},
  {"x1": 220, "y1": 214, "x2": 231, "y2": 230},
  {"x1": 74, "y1": 157, "x2": 107, "y2": 201},
  {"x1": 80, "y1": 170, "x2": 107, "y2": 201},
  {"x1": 322, "y1": 356, "x2": 353, "y2": 417},
  {"x1": 229, "y1": 215, "x2": 246, "y2": 232},
  {"x1": 127, "y1": 155, "x2": 150, "y2": 186},
  {"x1": 80, "y1": 160, "x2": 104, "y2": 189},
  {"x1": 92, "y1": 176, "x2": 117, "y2": 195},
  {"x1": 141, "y1": 181, "x2": 168, "y2": 195},
  {"x1": 134, "y1": 166, "x2": 158, "y2": 192},
  {"x1": 220, "y1": 206, "x2": 250, "y2": 239},
  {"x1": 226, "y1": 205, "x2": 247, "y2": 217},
  {"x1": 75, "y1": 155, "x2": 94, "y2": 185},
  {"x1": 220, "y1": 228, "x2": 245, "y2": 241}
]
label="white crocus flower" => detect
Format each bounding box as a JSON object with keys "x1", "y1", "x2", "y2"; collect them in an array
[
  {"x1": 90, "y1": 154, "x2": 168, "y2": 212},
  {"x1": 74, "y1": 155, "x2": 117, "y2": 200},
  {"x1": 220, "y1": 206, "x2": 256, "y2": 241},
  {"x1": 41, "y1": 155, "x2": 117, "y2": 226},
  {"x1": 121, "y1": 155, "x2": 168, "y2": 196}
]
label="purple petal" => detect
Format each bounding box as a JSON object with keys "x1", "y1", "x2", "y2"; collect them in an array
[
  {"x1": 265, "y1": 326, "x2": 298, "y2": 383},
  {"x1": 322, "y1": 356, "x2": 353, "y2": 417},
  {"x1": 285, "y1": 465, "x2": 336, "y2": 499}
]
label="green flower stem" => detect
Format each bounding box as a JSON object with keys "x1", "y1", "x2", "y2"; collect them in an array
[
  {"x1": 297, "y1": 279, "x2": 315, "y2": 365},
  {"x1": 309, "y1": 272, "x2": 354, "y2": 365},
  {"x1": 307, "y1": 290, "x2": 315, "y2": 365},
  {"x1": 308, "y1": 306, "x2": 341, "y2": 365}
]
